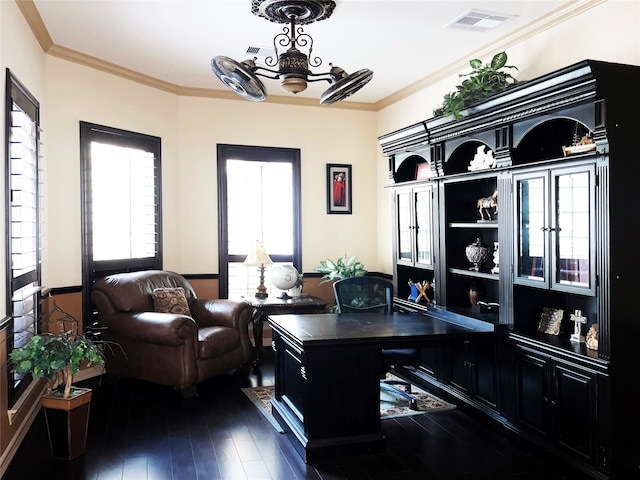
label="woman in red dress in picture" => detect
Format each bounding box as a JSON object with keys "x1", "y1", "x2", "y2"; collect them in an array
[{"x1": 333, "y1": 171, "x2": 346, "y2": 206}]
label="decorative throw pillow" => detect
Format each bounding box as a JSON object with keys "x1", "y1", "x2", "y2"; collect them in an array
[
  {"x1": 537, "y1": 307, "x2": 563, "y2": 335},
  {"x1": 152, "y1": 287, "x2": 192, "y2": 316}
]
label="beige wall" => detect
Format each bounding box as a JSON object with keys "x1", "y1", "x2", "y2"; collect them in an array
[
  {"x1": 176, "y1": 96, "x2": 378, "y2": 275},
  {"x1": 1, "y1": 0, "x2": 47, "y2": 316},
  {"x1": 43, "y1": 57, "x2": 182, "y2": 286},
  {"x1": 43, "y1": 59, "x2": 378, "y2": 286}
]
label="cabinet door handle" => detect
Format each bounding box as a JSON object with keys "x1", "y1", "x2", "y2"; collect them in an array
[{"x1": 543, "y1": 396, "x2": 549, "y2": 403}]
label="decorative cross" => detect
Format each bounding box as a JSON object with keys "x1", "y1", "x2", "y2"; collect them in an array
[
  {"x1": 415, "y1": 281, "x2": 432, "y2": 304},
  {"x1": 569, "y1": 309, "x2": 587, "y2": 343}
]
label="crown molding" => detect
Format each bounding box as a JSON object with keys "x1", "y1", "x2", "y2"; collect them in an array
[
  {"x1": 178, "y1": 85, "x2": 376, "y2": 111},
  {"x1": 47, "y1": 45, "x2": 183, "y2": 94},
  {"x1": 15, "y1": 0, "x2": 53, "y2": 51},
  {"x1": 18, "y1": 0, "x2": 604, "y2": 113}
]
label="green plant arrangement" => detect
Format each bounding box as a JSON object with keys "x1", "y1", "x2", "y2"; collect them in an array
[
  {"x1": 315, "y1": 254, "x2": 366, "y2": 284},
  {"x1": 9, "y1": 304, "x2": 105, "y2": 399},
  {"x1": 433, "y1": 52, "x2": 518, "y2": 120}
]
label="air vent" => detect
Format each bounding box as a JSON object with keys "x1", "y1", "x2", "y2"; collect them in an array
[
  {"x1": 245, "y1": 45, "x2": 276, "y2": 58},
  {"x1": 445, "y1": 9, "x2": 517, "y2": 32}
]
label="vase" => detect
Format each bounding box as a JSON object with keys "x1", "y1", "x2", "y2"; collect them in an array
[
  {"x1": 465, "y1": 237, "x2": 491, "y2": 271},
  {"x1": 290, "y1": 286, "x2": 303, "y2": 297},
  {"x1": 467, "y1": 281, "x2": 484, "y2": 306}
]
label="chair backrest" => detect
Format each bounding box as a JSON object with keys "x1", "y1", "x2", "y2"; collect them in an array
[
  {"x1": 333, "y1": 277, "x2": 393, "y2": 314},
  {"x1": 92, "y1": 270, "x2": 197, "y2": 313}
]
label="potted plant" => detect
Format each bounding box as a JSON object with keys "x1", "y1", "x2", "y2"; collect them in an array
[
  {"x1": 9, "y1": 301, "x2": 106, "y2": 460},
  {"x1": 315, "y1": 255, "x2": 367, "y2": 312},
  {"x1": 432, "y1": 52, "x2": 519, "y2": 120},
  {"x1": 315, "y1": 254, "x2": 367, "y2": 284}
]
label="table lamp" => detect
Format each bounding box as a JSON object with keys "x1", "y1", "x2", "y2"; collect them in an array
[{"x1": 244, "y1": 240, "x2": 273, "y2": 298}]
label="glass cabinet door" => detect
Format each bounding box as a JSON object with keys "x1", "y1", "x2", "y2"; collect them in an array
[
  {"x1": 396, "y1": 190, "x2": 413, "y2": 264},
  {"x1": 515, "y1": 173, "x2": 548, "y2": 286},
  {"x1": 513, "y1": 165, "x2": 595, "y2": 294},
  {"x1": 552, "y1": 167, "x2": 595, "y2": 293},
  {"x1": 395, "y1": 186, "x2": 433, "y2": 267},
  {"x1": 414, "y1": 187, "x2": 433, "y2": 267}
]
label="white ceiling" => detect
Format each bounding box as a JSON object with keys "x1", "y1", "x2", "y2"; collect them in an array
[{"x1": 31, "y1": 0, "x2": 573, "y2": 105}]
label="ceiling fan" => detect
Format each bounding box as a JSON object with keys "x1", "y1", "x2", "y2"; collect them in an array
[{"x1": 210, "y1": 0, "x2": 373, "y2": 105}]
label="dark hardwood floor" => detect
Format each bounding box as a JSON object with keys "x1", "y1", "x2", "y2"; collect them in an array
[{"x1": 3, "y1": 352, "x2": 589, "y2": 480}]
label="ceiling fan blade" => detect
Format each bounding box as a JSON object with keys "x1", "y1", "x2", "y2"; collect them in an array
[
  {"x1": 211, "y1": 56, "x2": 267, "y2": 102},
  {"x1": 320, "y1": 69, "x2": 373, "y2": 105}
]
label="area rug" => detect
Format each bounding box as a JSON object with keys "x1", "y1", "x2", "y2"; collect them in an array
[{"x1": 241, "y1": 373, "x2": 455, "y2": 433}]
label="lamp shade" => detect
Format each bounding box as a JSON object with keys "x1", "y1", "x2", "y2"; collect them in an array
[{"x1": 244, "y1": 241, "x2": 273, "y2": 266}]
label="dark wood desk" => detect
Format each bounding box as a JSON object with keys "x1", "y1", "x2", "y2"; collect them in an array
[
  {"x1": 269, "y1": 310, "x2": 496, "y2": 462},
  {"x1": 243, "y1": 294, "x2": 328, "y2": 367}
]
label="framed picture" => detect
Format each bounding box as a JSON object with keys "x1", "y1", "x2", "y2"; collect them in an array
[
  {"x1": 415, "y1": 162, "x2": 432, "y2": 180},
  {"x1": 326, "y1": 164, "x2": 352, "y2": 214},
  {"x1": 537, "y1": 307, "x2": 564, "y2": 335}
]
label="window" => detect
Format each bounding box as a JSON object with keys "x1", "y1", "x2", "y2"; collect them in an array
[
  {"x1": 217, "y1": 145, "x2": 301, "y2": 299},
  {"x1": 80, "y1": 122, "x2": 162, "y2": 323},
  {"x1": 5, "y1": 69, "x2": 42, "y2": 405}
]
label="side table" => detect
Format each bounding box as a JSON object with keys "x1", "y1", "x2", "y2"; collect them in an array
[{"x1": 243, "y1": 294, "x2": 329, "y2": 367}]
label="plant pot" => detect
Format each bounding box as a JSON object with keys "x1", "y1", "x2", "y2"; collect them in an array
[{"x1": 42, "y1": 387, "x2": 92, "y2": 460}]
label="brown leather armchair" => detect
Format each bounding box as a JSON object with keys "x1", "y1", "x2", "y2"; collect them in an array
[{"x1": 91, "y1": 270, "x2": 253, "y2": 397}]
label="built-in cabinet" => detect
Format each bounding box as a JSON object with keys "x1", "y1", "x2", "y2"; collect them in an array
[
  {"x1": 380, "y1": 60, "x2": 640, "y2": 479},
  {"x1": 448, "y1": 339, "x2": 499, "y2": 409}
]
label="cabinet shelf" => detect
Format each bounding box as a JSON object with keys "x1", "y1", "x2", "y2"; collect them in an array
[
  {"x1": 449, "y1": 221, "x2": 498, "y2": 229},
  {"x1": 508, "y1": 332, "x2": 607, "y2": 369},
  {"x1": 449, "y1": 268, "x2": 499, "y2": 280}
]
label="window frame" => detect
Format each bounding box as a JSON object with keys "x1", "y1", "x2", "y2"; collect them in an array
[
  {"x1": 5, "y1": 68, "x2": 42, "y2": 405},
  {"x1": 217, "y1": 144, "x2": 302, "y2": 299},
  {"x1": 80, "y1": 122, "x2": 162, "y2": 324}
]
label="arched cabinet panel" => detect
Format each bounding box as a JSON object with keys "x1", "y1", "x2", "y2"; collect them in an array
[{"x1": 394, "y1": 153, "x2": 431, "y2": 183}]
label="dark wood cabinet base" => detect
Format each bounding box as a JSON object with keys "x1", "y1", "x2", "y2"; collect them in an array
[{"x1": 271, "y1": 397, "x2": 385, "y2": 462}]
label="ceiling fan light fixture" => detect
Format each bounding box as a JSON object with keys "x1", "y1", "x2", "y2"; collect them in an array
[
  {"x1": 278, "y1": 47, "x2": 310, "y2": 93},
  {"x1": 210, "y1": 0, "x2": 372, "y2": 104},
  {"x1": 281, "y1": 76, "x2": 308, "y2": 94}
]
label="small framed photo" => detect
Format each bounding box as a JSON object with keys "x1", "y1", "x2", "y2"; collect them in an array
[
  {"x1": 537, "y1": 307, "x2": 564, "y2": 335},
  {"x1": 326, "y1": 164, "x2": 352, "y2": 214}
]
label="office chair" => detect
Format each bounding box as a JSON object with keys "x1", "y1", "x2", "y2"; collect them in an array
[{"x1": 333, "y1": 277, "x2": 420, "y2": 410}]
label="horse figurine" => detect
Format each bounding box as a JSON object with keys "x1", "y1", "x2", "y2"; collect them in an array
[{"x1": 477, "y1": 189, "x2": 498, "y2": 220}]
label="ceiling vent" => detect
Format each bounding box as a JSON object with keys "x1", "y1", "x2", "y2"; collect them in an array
[
  {"x1": 245, "y1": 45, "x2": 276, "y2": 59},
  {"x1": 445, "y1": 9, "x2": 517, "y2": 32}
]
